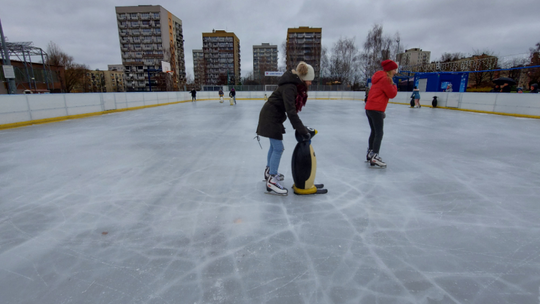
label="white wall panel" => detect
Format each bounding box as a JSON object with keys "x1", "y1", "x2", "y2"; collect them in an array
[
  {"x1": 30, "y1": 108, "x2": 68, "y2": 120},
  {"x1": 126, "y1": 93, "x2": 145, "y2": 108},
  {"x1": 0, "y1": 112, "x2": 32, "y2": 124},
  {"x1": 144, "y1": 92, "x2": 159, "y2": 106},
  {"x1": 103, "y1": 93, "x2": 117, "y2": 110},
  {"x1": 460, "y1": 93, "x2": 495, "y2": 112},
  {"x1": 27, "y1": 94, "x2": 66, "y2": 111},
  {"x1": 65, "y1": 94, "x2": 101, "y2": 108},
  {"x1": 67, "y1": 105, "x2": 103, "y2": 116},
  {"x1": 0, "y1": 95, "x2": 29, "y2": 113}
]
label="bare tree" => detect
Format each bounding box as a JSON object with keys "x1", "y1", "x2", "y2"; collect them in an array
[
  {"x1": 65, "y1": 63, "x2": 89, "y2": 93},
  {"x1": 392, "y1": 32, "x2": 404, "y2": 61},
  {"x1": 528, "y1": 42, "x2": 540, "y2": 86},
  {"x1": 46, "y1": 41, "x2": 71, "y2": 92},
  {"x1": 328, "y1": 37, "x2": 360, "y2": 86},
  {"x1": 46, "y1": 41, "x2": 89, "y2": 93},
  {"x1": 282, "y1": 40, "x2": 303, "y2": 72},
  {"x1": 440, "y1": 52, "x2": 467, "y2": 62},
  {"x1": 319, "y1": 46, "x2": 329, "y2": 80},
  {"x1": 360, "y1": 24, "x2": 396, "y2": 80},
  {"x1": 470, "y1": 49, "x2": 498, "y2": 87}
]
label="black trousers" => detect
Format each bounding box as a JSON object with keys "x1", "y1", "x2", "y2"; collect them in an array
[{"x1": 366, "y1": 110, "x2": 385, "y2": 154}]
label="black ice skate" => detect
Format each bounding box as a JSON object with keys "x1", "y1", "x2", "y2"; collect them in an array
[
  {"x1": 266, "y1": 175, "x2": 288, "y2": 196},
  {"x1": 370, "y1": 153, "x2": 387, "y2": 168},
  {"x1": 365, "y1": 149, "x2": 374, "y2": 162},
  {"x1": 264, "y1": 166, "x2": 284, "y2": 182}
]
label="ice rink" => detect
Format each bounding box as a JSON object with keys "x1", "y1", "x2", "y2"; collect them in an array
[{"x1": 1, "y1": 98, "x2": 540, "y2": 304}]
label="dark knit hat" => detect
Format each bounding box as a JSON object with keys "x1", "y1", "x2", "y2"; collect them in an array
[{"x1": 381, "y1": 60, "x2": 398, "y2": 72}]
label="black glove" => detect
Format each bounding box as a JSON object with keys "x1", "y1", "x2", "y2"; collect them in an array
[
  {"x1": 301, "y1": 132, "x2": 311, "y2": 142},
  {"x1": 382, "y1": 112, "x2": 386, "y2": 119}
]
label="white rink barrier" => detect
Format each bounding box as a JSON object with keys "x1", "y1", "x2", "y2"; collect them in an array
[
  {"x1": 1, "y1": 91, "x2": 539, "y2": 129},
  {"x1": 393, "y1": 92, "x2": 540, "y2": 117}
]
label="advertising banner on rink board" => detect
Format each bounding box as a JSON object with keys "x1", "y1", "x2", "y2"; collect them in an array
[{"x1": 265, "y1": 71, "x2": 284, "y2": 77}]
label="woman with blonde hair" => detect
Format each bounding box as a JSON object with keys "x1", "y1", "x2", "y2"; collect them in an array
[
  {"x1": 364, "y1": 60, "x2": 398, "y2": 168},
  {"x1": 256, "y1": 62, "x2": 314, "y2": 195}
]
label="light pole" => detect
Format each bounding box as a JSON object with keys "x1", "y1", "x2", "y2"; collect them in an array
[{"x1": 1, "y1": 18, "x2": 16, "y2": 94}]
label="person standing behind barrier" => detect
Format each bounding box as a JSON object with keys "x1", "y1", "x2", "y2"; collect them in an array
[
  {"x1": 411, "y1": 86, "x2": 421, "y2": 108},
  {"x1": 365, "y1": 60, "x2": 398, "y2": 168},
  {"x1": 230, "y1": 88, "x2": 236, "y2": 104},
  {"x1": 256, "y1": 61, "x2": 314, "y2": 195},
  {"x1": 500, "y1": 83, "x2": 511, "y2": 93},
  {"x1": 530, "y1": 83, "x2": 538, "y2": 93},
  {"x1": 190, "y1": 89, "x2": 197, "y2": 102}
]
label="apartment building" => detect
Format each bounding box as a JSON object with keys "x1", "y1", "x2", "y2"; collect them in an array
[
  {"x1": 202, "y1": 30, "x2": 241, "y2": 85},
  {"x1": 397, "y1": 48, "x2": 431, "y2": 68},
  {"x1": 253, "y1": 43, "x2": 278, "y2": 80},
  {"x1": 115, "y1": 5, "x2": 186, "y2": 91},
  {"x1": 286, "y1": 26, "x2": 322, "y2": 80},
  {"x1": 108, "y1": 64, "x2": 124, "y2": 72},
  {"x1": 192, "y1": 49, "x2": 204, "y2": 89},
  {"x1": 84, "y1": 70, "x2": 125, "y2": 92}
]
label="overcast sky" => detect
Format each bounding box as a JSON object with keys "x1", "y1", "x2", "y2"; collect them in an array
[{"x1": 2, "y1": 0, "x2": 539, "y2": 78}]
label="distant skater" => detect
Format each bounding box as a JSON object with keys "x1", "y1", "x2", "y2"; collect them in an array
[
  {"x1": 219, "y1": 89, "x2": 224, "y2": 103},
  {"x1": 230, "y1": 88, "x2": 236, "y2": 104},
  {"x1": 190, "y1": 89, "x2": 197, "y2": 102},
  {"x1": 256, "y1": 62, "x2": 314, "y2": 195},
  {"x1": 411, "y1": 86, "x2": 421, "y2": 108},
  {"x1": 364, "y1": 60, "x2": 398, "y2": 168}
]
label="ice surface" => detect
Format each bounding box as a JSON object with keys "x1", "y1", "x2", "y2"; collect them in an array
[{"x1": 1, "y1": 99, "x2": 540, "y2": 304}]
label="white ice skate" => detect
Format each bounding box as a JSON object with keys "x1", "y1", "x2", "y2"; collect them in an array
[
  {"x1": 264, "y1": 167, "x2": 284, "y2": 182},
  {"x1": 370, "y1": 153, "x2": 387, "y2": 168},
  {"x1": 266, "y1": 175, "x2": 288, "y2": 196}
]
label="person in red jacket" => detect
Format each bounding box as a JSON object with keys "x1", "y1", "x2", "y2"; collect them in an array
[{"x1": 365, "y1": 60, "x2": 398, "y2": 168}]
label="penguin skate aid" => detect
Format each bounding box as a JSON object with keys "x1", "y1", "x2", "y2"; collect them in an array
[{"x1": 291, "y1": 127, "x2": 328, "y2": 195}]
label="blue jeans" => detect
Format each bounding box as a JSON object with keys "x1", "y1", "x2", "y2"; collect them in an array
[{"x1": 267, "y1": 138, "x2": 284, "y2": 175}]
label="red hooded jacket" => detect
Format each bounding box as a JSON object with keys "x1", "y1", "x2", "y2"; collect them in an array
[{"x1": 365, "y1": 70, "x2": 398, "y2": 112}]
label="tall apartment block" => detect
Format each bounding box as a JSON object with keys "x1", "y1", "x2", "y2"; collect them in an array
[
  {"x1": 396, "y1": 48, "x2": 431, "y2": 67},
  {"x1": 202, "y1": 30, "x2": 241, "y2": 85},
  {"x1": 192, "y1": 49, "x2": 204, "y2": 89},
  {"x1": 115, "y1": 5, "x2": 186, "y2": 91},
  {"x1": 253, "y1": 43, "x2": 278, "y2": 80},
  {"x1": 286, "y1": 26, "x2": 322, "y2": 80}
]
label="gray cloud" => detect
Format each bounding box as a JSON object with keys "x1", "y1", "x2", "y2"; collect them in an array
[{"x1": 1, "y1": 0, "x2": 538, "y2": 77}]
